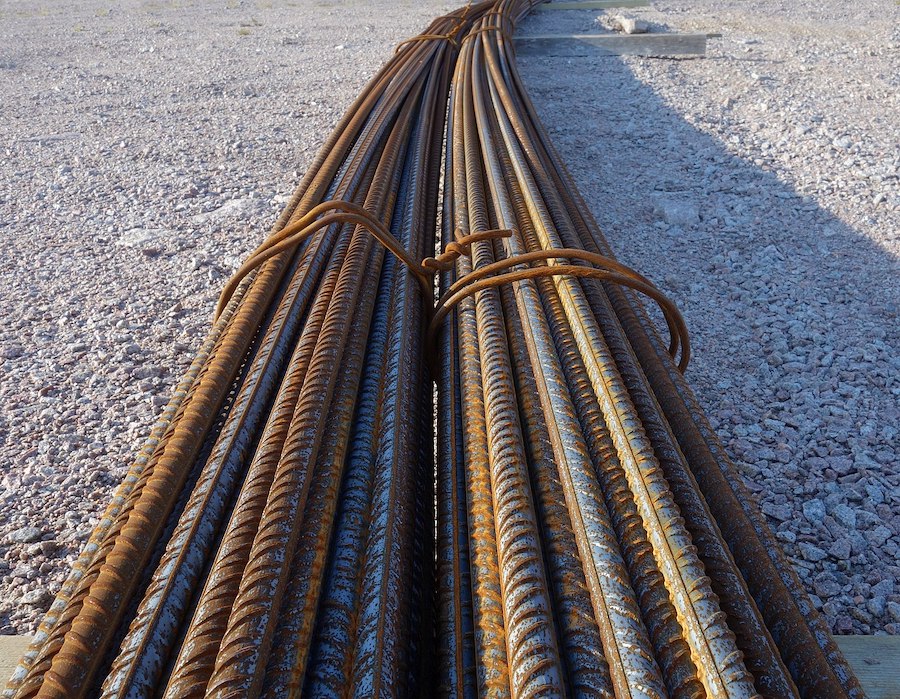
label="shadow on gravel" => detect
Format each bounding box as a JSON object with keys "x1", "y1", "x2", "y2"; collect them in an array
[{"x1": 517, "y1": 50, "x2": 899, "y2": 636}]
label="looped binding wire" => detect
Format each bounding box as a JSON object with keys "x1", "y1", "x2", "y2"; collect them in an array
[
  {"x1": 214, "y1": 199, "x2": 435, "y2": 321},
  {"x1": 393, "y1": 0, "x2": 484, "y2": 54},
  {"x1": 421, "y1": 228, "x2": 513, "y2": 272},
  {"x1": 216, "y1": 214, "x2": 689, "y2": 371},
  {"x1": 427, "y1": 245, "x2": 691, "y2": 372},
  {"x1": 394, "y1": 32, "x2": 460, "y2": 54}
]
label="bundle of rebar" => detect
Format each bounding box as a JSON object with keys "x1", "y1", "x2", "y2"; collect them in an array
[
  {"x1": 5, "y1": 1, "x2": 864, "y2": 698},
  {"x1": 432, "y1": 3, "x2": 865, "y2": 697}
]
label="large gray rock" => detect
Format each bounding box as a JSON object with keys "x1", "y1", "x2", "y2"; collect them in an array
[
  {"x1": 653, "y1": 195, "x2": 700, "y2": 228},
  {"x1": 8, "y1": 527, "x2": 42, "y2": 544}
]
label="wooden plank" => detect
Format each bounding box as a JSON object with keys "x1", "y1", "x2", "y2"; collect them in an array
[
  {"x1": 515, "y1": 32, "x2": 707, "y2": 57},
  {"x1": 535, "y1": 0, "x2": 651, "y2": 10},
  {"x1": 835, "y1": 635, "x2": 900, "y2": 699},
  {"x1": 0, "y1": 636, "x2": 29, "y2": 687}
]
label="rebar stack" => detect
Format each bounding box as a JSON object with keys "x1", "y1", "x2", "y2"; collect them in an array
[
  {"x1": 5, "y1": 1, "x2": 865, "y2": 698},
  {"x1": 434, "y1": 2, "x2": 863, "y2": 697}
]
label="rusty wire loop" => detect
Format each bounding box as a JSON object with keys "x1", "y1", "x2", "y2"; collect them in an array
[
  {"x1": 394, "y1": 1, "x2": 482, "y2": 54},
  {"x1": 421, "y1": 227, "x2": 513, "y2": 272},
  {"x1": 215, "y1": 199, "x2": 436, "y2": 320},
  {"x1": 395, "y1": 32, "x2": 460, "y2": 53},
  {"x1": 429, "y1": 252, "x2": 690, "y2": 371}
]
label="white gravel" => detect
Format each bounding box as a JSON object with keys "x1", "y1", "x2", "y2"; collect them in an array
[{"x1": 0, "y1": 0, "x2": 896, "y2": 638}]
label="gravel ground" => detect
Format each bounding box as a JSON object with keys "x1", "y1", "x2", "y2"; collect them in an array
[{"x1": 0, "y1": 0, "x2": 896, "y2": 637}]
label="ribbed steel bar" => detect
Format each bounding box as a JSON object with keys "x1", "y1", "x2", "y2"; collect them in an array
[
  {"x1": 478, "y1": 75, "x2": 699, "y2": 697},
  {"x1": 261, "y1": 54, "x2": 445, "y2": 692},
  {"x1": 450, "y1": 38, "x2": 511, "y2": 699},
  {"x1": 470, "y1": 26, "x2": 668, "y2": 697},
  {"x1": 159, "y1": 52, "x2": 429, "y2": 699},
  {"x1": 337, "y1": 98, "x2": 443, "y2": 699},
  {"x1": 345, "y1": 46, "x2": 449, "y2": 698},
  {"x1": 498, "y1": 281, "x2": 615, "y2": 699},
  {"x1": 486, "y1": 60, "x2": 755, "y2": 699},
  {"x1": 37, "y1": 250, "x2": 294, "y2": 699},
  {"x1": 627, "y1": 294, "x2": 866, "y2": 698},
  {"x1": 261, "y1": 236, "x2": 385, "y2": 697},
  {"x1": 497, "y1": 168, "x2": 702, "y2": 698},
  {"x1": 98, "y1": 190, "x2": 348, "y2": 699},
  {"x1": 464, "y1": 36, "x2": 566, "y2": 699},
  {"x1": 435, "y1": 85, "x2": 478, "y2": 699},
  {"x1": 160, "y1": 44, "x2": 439, "y2": 699},
  {"x1": 301, "y1": 249, "x2": 396, "y2": 698},
  {"x1": 159, "y1": 213, "x2": 356, "y2": 698}
]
